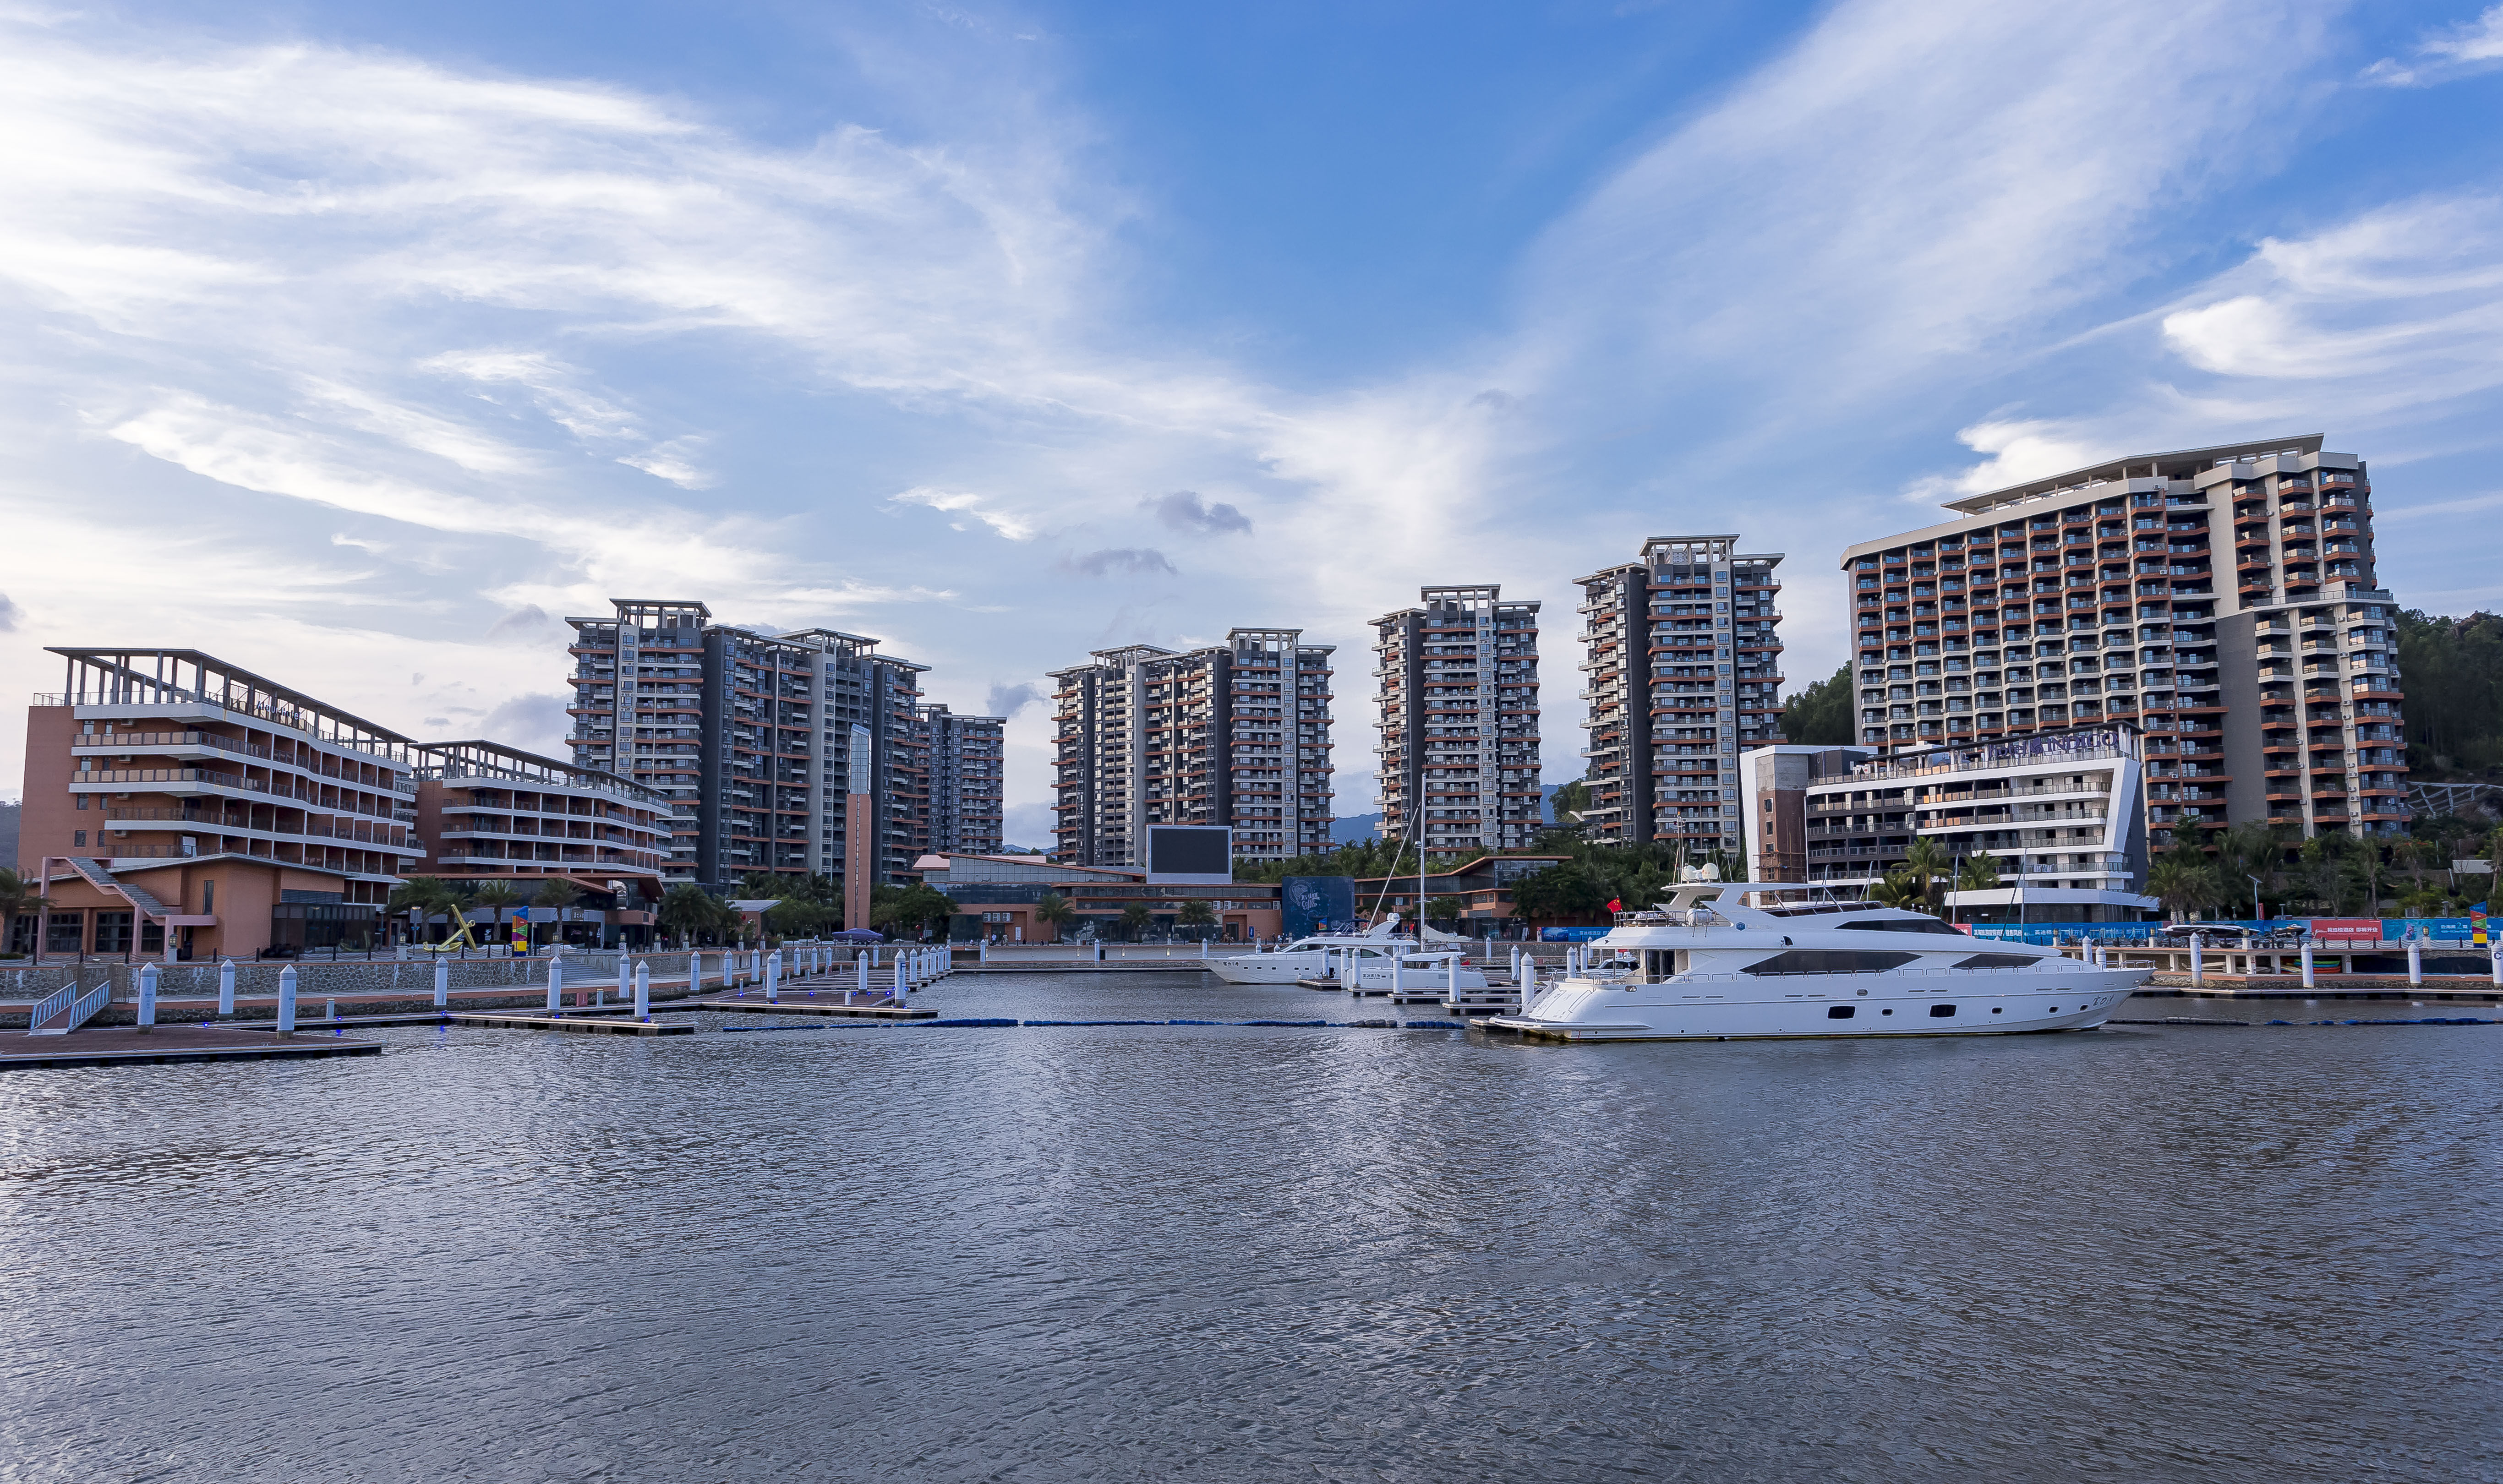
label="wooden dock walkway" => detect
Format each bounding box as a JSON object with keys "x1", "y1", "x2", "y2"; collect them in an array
[
  {"x1": 0, "y1": 1023, "x2": 384, "y2": 1070},
  {"x1": 449, "y1": 1013, "x2": 693, "y2": 1036}
]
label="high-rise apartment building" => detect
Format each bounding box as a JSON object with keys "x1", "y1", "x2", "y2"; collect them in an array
[
  {"x1": 1051, "y1": 629, "x2": 1335, "y2": 867},
  {"x1": 564, "y1": 601, "x2": 935, "y2": 892},
  {"x1": 1369, "y1": 584, "x2": 1543, "y2": 853},
  {"x1": 1842, "y1": 435, "x2": 2408, "y2": 840},
  {"x1": 1575, "y1": 537, "x2": 1787, "y2": 854},
  {"x1": 918, "y1": 703, "x2": 1006, "y2": 855}
]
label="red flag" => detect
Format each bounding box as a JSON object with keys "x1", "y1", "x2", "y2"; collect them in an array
[{"x1": 1607, "y1": 897, "x2": 1623, "y2": 913}]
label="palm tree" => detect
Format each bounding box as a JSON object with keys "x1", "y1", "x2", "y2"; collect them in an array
[
  {"x1": 2147, "y1": 857, "x2": 2219, "y2": 922},
  {"x1": 1033, "y1": 892, "x2": 1076, "y2": 943},
  {"x1": 1119, "y1": 902, "x2": 1153, "y2": 941},
  {"x1": 1902, "y1": 837, "x2": 1952, "y2": 911},
  {"x1": 529, "y1": 878, "x2": 585, "y2": 949},
  {"x1": 657, "y1": 883, "x2": 723, "y2": 947},
  {"x1": 0, "y1": 866, "x2": 48, "y2": 958},
  {"x1": 471, "y1": 881, "x2": 524, "y2": 947},
  {"x1": 387, "y1": 876, "x2": 459, "y2": 944},
  {"x1": 2345, "y1": 844, "x2": 2392, "y2": 919},
  {"x1": 1869, "y1": 871, "x2": 1928, "y2": 910},
  {"x1": 1176, "y1": 898, "x2": 1217, "y2": 939}
]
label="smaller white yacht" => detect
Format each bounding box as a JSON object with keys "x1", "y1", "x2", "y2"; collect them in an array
[
  {"x1": 1208, "y1": 920, "x2": 1415, "y2": 985},
  {"x1": 1323, "y1": 949, "x2": 1492, "y2": 996},
  {"x1": 1486, "y1": 877, "x2": 2147, "y2": 1042}
]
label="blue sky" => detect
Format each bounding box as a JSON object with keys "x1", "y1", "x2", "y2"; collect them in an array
[{"x1": 3, "y1": 0, "x2": 2501, "y2": 842}]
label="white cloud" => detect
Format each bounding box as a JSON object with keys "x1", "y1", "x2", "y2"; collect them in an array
[
  {"x1": 889, "y1": 485, "x2": 1041, "y2": 541},
  {"x1": 2362, "y1": 5, "x2": 2503, "y2": 86},
  {"x1": 617, "y1": 436, "x2": 716, "y2": 489}
]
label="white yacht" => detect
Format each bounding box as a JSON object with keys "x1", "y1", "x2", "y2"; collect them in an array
[
  {"x1": 1485, "y1": 878, "x2": 2147, "y2": 1042},
  {"x1": 1208, "y1": 921, "x2": 1414, "y2": 985},
  {"x1": 1326, "y1": 949, "x2": 1491, "y2": 995}
]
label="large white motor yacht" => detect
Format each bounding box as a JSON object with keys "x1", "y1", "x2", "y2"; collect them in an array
[
  {"x1": 1208, "y1": 921, "x2": 1415, "y2": 985},
  {"x1": 1485, "y1": 879, "x2": 2148, "y2": 1042}
]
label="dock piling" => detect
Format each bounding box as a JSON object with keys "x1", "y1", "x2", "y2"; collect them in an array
[
  {"x1": 766, "y1": 952, "x2": 780, "y2": 1004},
  {"x1": 433, "y1": 958, "x2": 448, "y2": 1008},
  {"x1": 277, "y1": 965, "x2": 298, "y2": 1036},
  {"x1": 2409, "y1": 938, "x2": 2424, "y2": 988},
  {"x1": 2301, "y1": 942, "x2": 2316, "y2": 988},
  {"x1": 217, "y1": 958, "x2": 235, "y2": 1019},
  {"x1": 138, "y1": 964, "x2": 157, "y2": 1032},
  {"x1": 547, "y1": 956, "x2": 564, "y2": 1016},
  {"x1": 634, "y1": 960, "x2": 650, "y2": 1021}
]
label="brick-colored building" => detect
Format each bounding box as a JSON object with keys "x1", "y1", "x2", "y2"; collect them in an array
[{"x1": 20, "y1": 649, "x2": 426, "y2": 960}]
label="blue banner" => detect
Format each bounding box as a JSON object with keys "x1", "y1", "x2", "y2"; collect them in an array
[{"x1": 1540, "y1": 926, "x2": 1612, "y2": 943}]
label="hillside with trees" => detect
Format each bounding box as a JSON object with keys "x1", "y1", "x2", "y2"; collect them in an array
[{"x1": 1782, "y1": 663, "x2": 1853, "y2": 745}]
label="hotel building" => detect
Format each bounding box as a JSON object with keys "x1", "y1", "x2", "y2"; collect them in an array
[
  {"x1": 1369, "y1": 584, "x2": 1543, "y2": 853},
  {"x1": 1051, "y1": 629, "x2": 1335, "y2": 867},
  {"x1": 20, "y1": 648, "x2": 426, "y2": 959},
  {"x1": 563, "y1": 600, "x2": 939, "y2": 892},
  {"x1": 1742, "y1": 727, "x2": 2156, "y2": 922},
  {"x1": 1575, "y1": 536, "x2": 1787, "y2": 854},
  {"x1": 1842, "y1": 436, "x2": 2408, "y2": 841},
  {"x1": 410, "y1": 740, "x2": 676, "y2": 942}
]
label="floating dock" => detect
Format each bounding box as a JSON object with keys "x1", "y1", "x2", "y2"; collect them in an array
[
  {"x1": 0, "y1": 1023, "x2": 384, "y2": 1070},
  {"x1": 449, "y1": 1013, "x2": 693, "y2": 1036},
  {"x1": 699, "y1": 995, "x2": 937, "y2": 1020}
]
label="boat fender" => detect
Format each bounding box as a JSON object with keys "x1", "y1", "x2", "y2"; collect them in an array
[
  {"x1": 1781, "y1": 936, "x2": 1792, "y2": 946},
  {"x1": 1735, "y1": 923, "x2": 1746, "y2": 930}
]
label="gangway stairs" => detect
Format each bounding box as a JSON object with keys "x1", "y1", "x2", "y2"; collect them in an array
[{"x1": 27, "y1": 982, "x2": 113, "y2": 1036}]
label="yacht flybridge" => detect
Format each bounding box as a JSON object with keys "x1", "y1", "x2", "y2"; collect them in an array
[{"x1": 1484, "y1": 879, "x2": 2147, "y2": 1042}]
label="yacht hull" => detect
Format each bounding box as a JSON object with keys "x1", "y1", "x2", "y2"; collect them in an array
[{"x1": 1482, "y1": 968, "x2": 2143, "y2": 1041}]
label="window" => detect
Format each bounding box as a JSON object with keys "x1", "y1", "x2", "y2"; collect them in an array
[
  {"x1": 1929, "y1": 1003, "x2": 1958, "y2": 1017},
  {"x1": 1742, "y1": 950, "x2": 1917, "y2": 975},
  {"x1": 1826, "y1": 1005, "x2": 1856, "y2": 1019},
  {"x1": 93, "y1": 912, "x2": 132, "y2": 954},
  {"x1": 73, "y1": 830, "x2": 87, "y2": 847},
  {"x1": 1837, "y1": 917, "x2": 1970, "y2": 936},
  {"x1": 46, "y1": 912, "x2": 84, "y2": 954},
  {"x1": 1953, "y1": 953, "x2": 2042, "y2": 969}
]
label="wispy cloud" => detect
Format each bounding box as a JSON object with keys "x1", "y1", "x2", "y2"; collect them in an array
[
  {"x1": 1142, "y1": 490, "x2": 1252, "y2": 536},
  {"x1": 2362, "y1": 5, "x2": 2503, "y2": 86},
  {"x1": 890, "y1": 486, "x2": 1040, "y2": 541},
  {"x1": 1061, "y1": 547, "x2": 1175, "y2": 578}
]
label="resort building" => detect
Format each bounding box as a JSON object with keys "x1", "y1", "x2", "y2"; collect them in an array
[
  {"x1": 563, "y1": 600, "x2": 933, "y2": 894},
  {"x1": 1841, "y1": 435, "x2": 2408, "y2": 840},
  {"x1": 1050, "y1": 630, "x2": 1335, "y2": 867},
  {"x1": 916, "y1": 704, "x2": 1006, "y2": 855},
  {"x1": 1740, "y1": 726, "x2": 2157, "y2": 922},
  {"x1": 409, "y1": 740, "x2": 675, "y2": 945},
  {"x1": 1369, "y1": 584, "x2": 1543, "y2": 853},
  {"x1": 1575, "y1": 536, "x2": 1787, "y2": 854},
  {"x1": 19, "y1": 648, "x2": 427, "y2": 959}
]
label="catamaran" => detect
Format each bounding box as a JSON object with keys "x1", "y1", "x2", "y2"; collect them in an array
[{"x1": 1484, "y1": 874, "x2": 2147, "y2": 1042}]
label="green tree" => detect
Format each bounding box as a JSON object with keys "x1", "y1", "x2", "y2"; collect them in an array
[
  {"x1": 1033, "y1": 892, "x2": 1077, "y2": 941},
  {"x1": 1902, "y1": 836, "x2": 1952, "y2": 911},
  {"x1": 1549, "y1": 780, "x2": 1593, "y2": 834},
  {"x1": 2345, "y1": 843, "x2": 2393, "y2": 918},
  {"x1": 387, "y1": 876, "x2": 460, "y2": 943},
  {"x1": 0, "y1": 866, "x2": 48, "y2": 956},
  {"x1": 2394, "y1": 608, "x2": 2503, "y2": 776},
  {"x1": 1119, "y1": 902, "x2": 1153, "y2": 940},
  {"x1": 1780, "y1": 663, "x2": 1855, "y2": 745},
  {"x1": 1870, "y1": 871, "x2": 1928, "y2": 911},
  {"x1": 2147, "y1": 857, "x2": 2220, "y2": 922},
  {"x1": 657, "y1": 883, "x2": 729, "y2": 947},
  {"x1": 471, "y1": 880, "x2": 524, "y2": 942},
  {"x1": 1176, "y1": 898, "x2": 1217, "y2": 938}
]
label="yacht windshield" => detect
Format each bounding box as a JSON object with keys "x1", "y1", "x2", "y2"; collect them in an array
[{"x1": 1836, "y1": 917, "x2": 1971, "y2": 937}]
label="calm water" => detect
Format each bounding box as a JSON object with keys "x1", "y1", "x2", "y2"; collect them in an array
[{"x1": 3, "y1": 972, "x2": 2499, "y2": 1482}]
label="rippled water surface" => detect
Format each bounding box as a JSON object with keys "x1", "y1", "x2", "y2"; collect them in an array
[{"x1": 4, "y1": 971, "x2": 2500, "y2": 1482}]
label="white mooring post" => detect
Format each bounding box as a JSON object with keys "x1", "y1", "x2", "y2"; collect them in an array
[
  {"x1": 2189, "y1": 933, "x2": 2204, "y2": 988},
  {"x1": 617, "y1": 955, "x2": 629, "y2": 1011},
  {"x1": 691, "y1": 950, "x2": 705, "y2": 997},
  {"x1": 277, "y1": 964, "x2": 298, "y2": 1036},
  {"x1": 892, "y1": 955, "x2": 907, "y2": 1004},
  {"x1": 138, "y1": 963, "x2": 158, "y2": 1032},
  {"x1": 2408, "y1": 937, "x2": 2423, "y2": 988},
  {"x1": 1199, "y1": 937, "x2": 1208, "y2": 961},
  {"x1": 2301, "y1": 941, "x2": 2316, "y2": 989},
  {"x1": 1447, "y1": 951, "x2": 1459, "y2": 1004},
  {"x1": 1519, "y1": 959, "x2": 1538, "y2": 1016},
  {"x1": 2491, "y1": 941, "x2": 2501, "y2": 988},
  {"x1": 434, "y1": 957, "x2": 449, "y2": 1009},
  {"x1": 980, "y1": 938, "x2": 989, "y2": 966},
  {"x1": 218, "y1": 958, "x2": 236, "y2": 1018},
  {"x1": 766, "y1": 951, "x2": 780, "y2": 1004},
  {"x1": 547, "y1": 955, "x2": 564, "y2": 1016},
  {"x1": 634, "y1": 960, "x2": 650, "y2": 1021}
]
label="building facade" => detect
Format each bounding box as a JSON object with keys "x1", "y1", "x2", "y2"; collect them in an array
[
  {"x1": 409, "y1": 739, "x2": 674, "y2": 943},
  {"x1": 1370, "y1": 584, "x2": 1543, "y2": 854},
  {"x1": 1842, "y1": 436, "x2": 2408, "y2": 841},
  {"x1": 20, "y1": 648, "x2": 427, "y2": 959},
  {"x1": 1575, "y1": 536, "x2": 1787, "y2": 855},
  {"x1": 1742, "y1": 727, "x2": 2156, "y2": 921},
  {"x1": 1051, "y1": 629, "x2": 1335, "y2": 867},
  {"x1": 917, "y1": 704, "x2": 1006, "y2": 855},
  {"x1": 911, "y1": 852, "x2": 1285, "y2": 942},
  {"x1": 564, "y1": 600, "x2": 934, "y2": 893}
]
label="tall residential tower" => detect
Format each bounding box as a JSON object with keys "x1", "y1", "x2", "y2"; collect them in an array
[
  {"x1": 1370, "y1": 584, "x2": 1542, "y2": 854},
  {"x1": 1051, "y1": 629, "x2": 1335, "y2": 867},
  {"x1": 1575, "y1": 537, "x2": 1787, "y2": 854}
]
